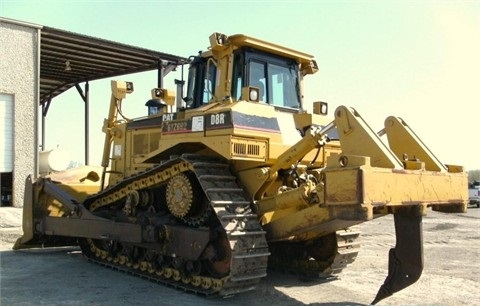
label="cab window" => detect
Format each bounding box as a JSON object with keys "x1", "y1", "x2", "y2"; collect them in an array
[
  {"x1": 245, "y1": 50, "x2": 301, "y2": 109},
  {"x1": 185, "y1": 57, "x2": 216, "y2": 108}
]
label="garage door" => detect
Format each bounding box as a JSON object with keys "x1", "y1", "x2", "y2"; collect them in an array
[{"x1": 0, "y1": 94, "x2": 13, "y2": 172}]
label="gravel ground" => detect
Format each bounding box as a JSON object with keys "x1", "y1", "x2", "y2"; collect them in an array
[{"x1": 1, "y1": 206, "x2": 479, "y2": 306}]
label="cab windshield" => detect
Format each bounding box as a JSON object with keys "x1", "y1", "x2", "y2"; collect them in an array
[{"x1": 233, "y1": 49, "x2": 301, "y2": 109}]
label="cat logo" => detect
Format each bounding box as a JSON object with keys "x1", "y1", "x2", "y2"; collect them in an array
[{"x1": 162, "y1": 114, "x2": 174, "y2": 121}]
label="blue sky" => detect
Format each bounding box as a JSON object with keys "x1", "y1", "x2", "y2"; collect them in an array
[{"x1": 2, "y1": 0, "x2": 479, "y2": 170}]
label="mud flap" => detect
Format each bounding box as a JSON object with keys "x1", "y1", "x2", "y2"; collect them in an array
[{"x1": 372, "y1": 209, "x2": 423, "y2": 305}]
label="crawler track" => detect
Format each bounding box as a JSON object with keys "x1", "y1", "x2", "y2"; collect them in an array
[
  {"x1": 80, "y1": 154, "x2": 269, "y2": 296},
  {"x1": 268, "y1": 228, "x2": 361, "y2": 278}
]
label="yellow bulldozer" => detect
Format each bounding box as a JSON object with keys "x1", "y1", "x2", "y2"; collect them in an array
[{"x1": 14, "y1": 32, "x2": 468, "y2": 304}]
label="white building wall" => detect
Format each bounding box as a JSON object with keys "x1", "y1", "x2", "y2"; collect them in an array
[{"x1": 0, "y1": 19, "x2": 39, "y2": 207}]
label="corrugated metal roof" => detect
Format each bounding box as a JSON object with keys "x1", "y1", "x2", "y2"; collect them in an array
[{"x1": 40, "y1": 26, "x2": 188, "y2": 104}]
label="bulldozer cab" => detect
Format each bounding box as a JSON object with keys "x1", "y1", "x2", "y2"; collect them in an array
[{"x1": 184, "y1": 45, "x2": 303, "y2": 111}]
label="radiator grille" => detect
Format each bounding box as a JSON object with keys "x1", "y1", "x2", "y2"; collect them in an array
[{"x1": 231, "y1": 137, "x2": 266, "y2": 161}]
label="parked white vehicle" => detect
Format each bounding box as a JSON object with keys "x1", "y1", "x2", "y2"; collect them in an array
[{"x1": 469, "y1": 180, "x2": 480, "y2": 208}]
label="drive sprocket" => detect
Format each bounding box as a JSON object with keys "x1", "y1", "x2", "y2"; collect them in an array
[{"x1": 166, "y1": 173, "x2": 197, "y2": 218}]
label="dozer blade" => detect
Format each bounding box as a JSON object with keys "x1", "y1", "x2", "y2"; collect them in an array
[
  {"x1": 13, "y1": 175, "x2": 35, "y2": 249},
  {"x1": 372, "y1": 208, "x2": 423, "y2": 305}
]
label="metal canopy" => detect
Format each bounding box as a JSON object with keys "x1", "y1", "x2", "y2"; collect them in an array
[
  {"x1": 37, "y1": 26, "x2": 189, "y2": 165},
  {"x1": 40, "y1": 26, "x2": 188, "y2": 105}
]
